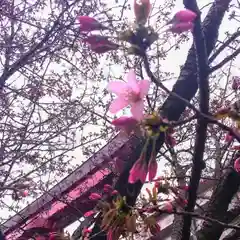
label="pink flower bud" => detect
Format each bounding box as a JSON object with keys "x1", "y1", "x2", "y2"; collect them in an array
[
  {"x1": 111, "y1": 190, "x2": 119, "y2": 195},
  {"x1": 83, "y1": 227, "x2": 92, "y2": 236},
  {"x1": 234, "y1": 157, "x2": 240, "y2": 173},
  {"x1": 167, "y1": 134, "x2": 177, "y2": 147},
  {"x1": 173, "y1": 9, "x2": 197, "y2": 23},
  {"x1": 148, "y1": 158, "x2": 158, "y2": 181},
  {"x1": 78, "y1": 16, "x2": 107, "y2": 32},
  {"x1": 103, "y1": 184, "x2": 113, "y2": 193},
  {"x1": 169, "y1": 22, "x2": 194, "y2": 34},
  {"x1": 107, "y1": 229, "x2": 113, "y2": 240},
  {"x1": 19, "y1": 190, "x2": 28, "y2": 197},
  {"x1": 89, "y1": 193, "x2": 102, "y2": 200},
  {"x1": 84, "y1": 210, "x2": 95, "y2": 217},
  {"x1": 128, "y1": 159, "x2": 148, "y2": 184},
  {"x1": 225, "y1": 133, "x2": 233, "y2": 143},
  {"x1": 154, "y1": 181, "x2": 160, "y2": 189}
]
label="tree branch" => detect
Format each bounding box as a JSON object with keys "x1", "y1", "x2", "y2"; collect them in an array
[
  {"x1": 209, "y1": 47, "x2": 240, "y2": 73},
  {"x1": 196, "y1": 152, "x2": 240, "y2": 240},
  {"x1": 181, "y1": 0, "x2": 210, "y2": 238}
]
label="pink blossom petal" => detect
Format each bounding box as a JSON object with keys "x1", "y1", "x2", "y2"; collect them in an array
[
  {"x1": 139, "y1": 166, "x2": 148, "y2": 183},
  {"x1": 131, "y1": 101, "x2": 144, "y2": 120},
  {"x1": 112, "y1": 116, "x2": 138, "y2": 127},
  {"x1": 109, "y1": 97, "x2": 129, "y2": 114},
  {"x1": 148, "y1": 160, "x2": 158, "y2": 181},
  {"x1": 174, "y1": 9, "x2": 197, "y2": 23},
  {"x1": 19, "y1": 190, "x2": 28, "y2": 197},
  {"x1": 107, "y1": 81, "x2": 127, "y2": 96},
  {"x1": 89, "y1": 193, "x2": 101, "y2": 200},
  {"x1": 126, "y1": 69, "x2": 140, "y2": 93},
  {"x1": 107, "y1": 229, "x2": 113, "y2": 240},
  {"x1": 84, "y1": 210, "x2": 95, "y2": 217},
  {"x1": 111, "y1": 190, "x2": 119, "y2": 195},
  {"x1": 170, "y1": 22, "x2": 193, "y2": 34},
  {"x1": 103, "y1": 184, "x2": 113, "y2": 193},
  {"x1": 225, "y1": 133, "x2": 233, "y2": 143},
  {"x1": 129, "y1": 161, "x2": 142, "y2": 183},
  {"x1": 83, "y1": 227, "x2": 92, "y2": 235},
  {"x1": 139, "y1": 80, "x2": 150, "y2": 98}
]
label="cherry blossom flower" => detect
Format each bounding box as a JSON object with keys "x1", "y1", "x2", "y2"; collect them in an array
[
  {"x1": 89, "y1": 193, "x2": 101, "y2": 200},
  {"x1": 172, "y1": 9, "x2": 197, "y2": 23},
  {"x1": 234, "y1": 157, "x2": 240, "y2": 173},
  {"x1": 168, "y1": 9, "x2": 197, "y2": 34},
  {"x1": 134, "y1": 0, "x2": 151, "y2": 25},
  {"x1": 78, "y1": 16, "x2": 107, "y2": 32},
  {"x1": 107, "y1": 70, "x2": 150, "y2": 120}
]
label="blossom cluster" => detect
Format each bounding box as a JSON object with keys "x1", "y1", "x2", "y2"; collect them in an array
[{"x1": 84, "y1": 177, "x2": 191, "y2": 240}]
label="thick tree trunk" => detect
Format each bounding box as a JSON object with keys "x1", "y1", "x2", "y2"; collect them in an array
[{"x1": 197, "y1": 153, "x2": 240, "y2": 240}]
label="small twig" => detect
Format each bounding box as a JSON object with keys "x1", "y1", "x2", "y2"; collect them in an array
[
  {"x1": 142, "y1": 54, "x2": 240, "y2": 143},
  {"x1": 209, "y1": 47, "x2": 240, "y2": 73},
  {"x1": 209, "y1": 31, "x2": 240, "y2": 63}
]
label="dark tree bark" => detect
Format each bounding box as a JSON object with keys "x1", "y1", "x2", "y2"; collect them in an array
[
  {"x1": 197, "y1": 153, "x2": 240, "y2": 240},
  {"x1": 0, "y1": 230, "x2": 5, "y2": 240}
]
